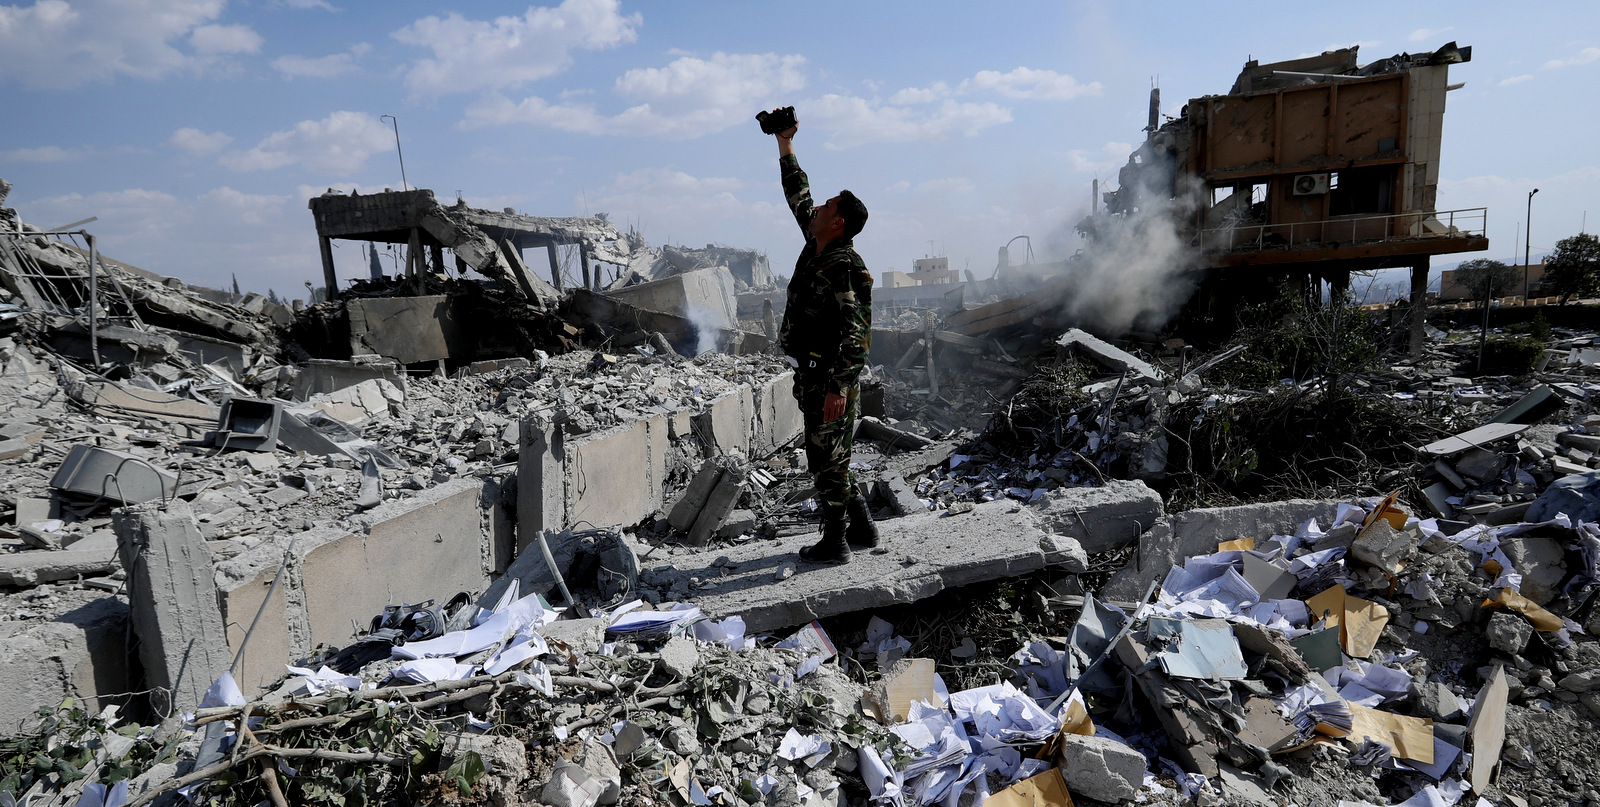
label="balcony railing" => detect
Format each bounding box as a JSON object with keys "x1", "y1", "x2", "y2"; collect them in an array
[{"x1": 1196, "y1": 207, "x2": 1488, "y2": 254}]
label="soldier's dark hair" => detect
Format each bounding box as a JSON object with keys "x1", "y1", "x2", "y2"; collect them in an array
[{"x1": 836, "y1": 190, "x2": 868, "y2": 239}]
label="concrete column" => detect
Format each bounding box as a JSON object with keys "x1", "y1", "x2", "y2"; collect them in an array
[
  {"x1": 1409, "y1": 257, "x2": 1430, "y2": 358},
  {"x1": 113, "y1": 501, "x2": 231, "y2": 718},
  {"x1": 545, "y1": 242, "x2": 564, "y2": 292},
  {"x1": 1329, "y1": 270, "x2": 1350, "y2": 303},
  {"x1": 430, "y1": 244, "x2": 445, "y2": 276},
  {"x1": 317, "y1": 236, "x2": 338, "y2": 302},
  {"x1": 517, "y1": 416, "x2": 566, "y2": 551},
  {"x1": 579, "y1": 243, "x2": 594, "y2": 290}
]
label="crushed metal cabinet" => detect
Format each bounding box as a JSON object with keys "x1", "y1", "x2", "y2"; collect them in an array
[
  {"x1": 208, "y1": 397, "x2": 283, "y2": 452},
  {"x1": 51, "y1": 445, "x2": 177, "y2": 505}
]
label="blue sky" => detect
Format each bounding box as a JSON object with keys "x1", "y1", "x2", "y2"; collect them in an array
[{"x1": 2, "y1": 0, "x2": 1597, "y2": 300}]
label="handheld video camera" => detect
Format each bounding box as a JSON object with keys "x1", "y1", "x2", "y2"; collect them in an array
[{"x1": 756, "y1": 106, "x2": 797, "y2": 135}]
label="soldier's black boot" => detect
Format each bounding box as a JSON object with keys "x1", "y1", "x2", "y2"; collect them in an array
[
  {"x1": 845, "y1": 496, "x2": 879, "y2": 549},
  {"x1": 799, "y1": 504, "x2": 851, "y2": 564}
]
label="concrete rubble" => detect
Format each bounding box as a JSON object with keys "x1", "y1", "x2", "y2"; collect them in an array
[{"x1": 6, "y1": 55, "x2": 1600, "y2": 806}]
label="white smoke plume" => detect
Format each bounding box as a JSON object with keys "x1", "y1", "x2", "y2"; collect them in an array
[{"x1": 1056, "y1": 153, "x2": 1203, "y2": 336}]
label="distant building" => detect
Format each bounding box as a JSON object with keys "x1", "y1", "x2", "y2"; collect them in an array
[
  {"x1": 1439, "y1": 260, "x2": 1547, "y2": 301},
  {"x1": 882, "y1": 270, "x2": 917, "y2": 288},
  {"x1": 909, "y1": 256, "x2": 956, "y2": 285}
]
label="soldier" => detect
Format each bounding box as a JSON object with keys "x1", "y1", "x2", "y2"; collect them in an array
[{"x1": 766, "y1": 110, "x2": 877, "y2": 564}]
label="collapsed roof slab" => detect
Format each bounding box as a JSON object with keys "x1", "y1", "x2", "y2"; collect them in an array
[
  {"x1": 307, "y1": 188, "x2": 638, "y2": 301},
  {"x1": 672, "y1": 484, "x2": 1162, "y2": 634}
]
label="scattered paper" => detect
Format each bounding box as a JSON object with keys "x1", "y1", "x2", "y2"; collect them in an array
[
  {"x1": 1346, "y1": 701, "x2": 1434, "y2": 764},
  {"x1": 1306, "y1": 584, "x2": 1390, "y2": 658},
  {"x1": 776, "y1": 728, "x2": 832, "y2": 767},
  {"x1": 984, "y1": 767, "x2": 1074, "y2": 807},
  {"x1": 1481, "y1": 588, "x2": 1564, "y2": 631}
]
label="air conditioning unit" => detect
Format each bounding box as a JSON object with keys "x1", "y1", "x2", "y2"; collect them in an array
[{"x1": 1292, "y1": 173, "x2": 1330, "y2": 196}]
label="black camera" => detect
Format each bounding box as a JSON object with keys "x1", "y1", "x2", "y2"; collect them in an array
[{"x1": 756, "y1": 106, "x2": 797, "y2": 135}]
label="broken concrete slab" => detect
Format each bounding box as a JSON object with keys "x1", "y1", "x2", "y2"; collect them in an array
[
  {"x1": 1102, "y1": 498, "x2": 1342, "y2": 601},
  {"x1": 604, "y1": 266, "x2": 739, "y2": 334},
  {"x1": 679, "y1": 499, "x2": 1095, "y2": 633},
  {"x1": 668, "y1": 458, "x2": 723, "y2": 533},
  {"x1": 1351, "y1": 519, "x2": 1418, "y2": 575},
  {"x1": 878, "y1": 472, "x2": 926, "y2": 517},
  {"x1": 0, "y1": 544, "x2": 119, "y2": 586},
  {"x1": 1420, "y1": 423, "x2": 1529, "y2": 457},
  {"x1": 687, "y1": 465, "x2": 747, "y2": 546},
  {"x1": 1056, "y1": 329, "x2": 1162, "y2": 383},
  {"x1": 113, "y1": 500, "x2": 232, "y2": 717},
  {"x1": 1029, "y1": 479, "x2": 1164, "y2": 554}
]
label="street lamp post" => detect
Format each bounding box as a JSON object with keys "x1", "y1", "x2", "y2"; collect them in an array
[
  {"x1": 380, "y1": 114, "x2": 409, "y2": 192},
  {"x1": 1524, "y1": 188, "x2": 1539, "y2": 301}
]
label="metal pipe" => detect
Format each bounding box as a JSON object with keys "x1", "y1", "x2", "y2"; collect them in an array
[
  {"x1": 536, "y1": 529, "x2": 574, "y2": 608},
  {"x1": 86, "y1": 232, "x2": 100, "y2": 367},
  {"x1": 380, "y1": 114, "x2": 408, "y2": 192},
  {"x1": 1525, "y1": 188, "x2": 1539, "y2": 300}
]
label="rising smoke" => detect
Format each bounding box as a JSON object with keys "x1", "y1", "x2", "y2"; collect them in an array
[{"x1": 1057, "y1": 146, "x2": 1203, "y2": 337}]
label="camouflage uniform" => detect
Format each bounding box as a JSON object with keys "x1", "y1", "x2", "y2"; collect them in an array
[{"x1": 776, "y1": 154, "x2": 873, "y2": 508}]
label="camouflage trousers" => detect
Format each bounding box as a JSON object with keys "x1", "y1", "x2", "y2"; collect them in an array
[{"x1": 795, "y1": 378, "x2": 860, "y2": 509}]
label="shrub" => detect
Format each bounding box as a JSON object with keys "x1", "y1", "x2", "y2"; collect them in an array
[{"x1": 1480, "y1": 335, "x2": 1544, "y2": 375}]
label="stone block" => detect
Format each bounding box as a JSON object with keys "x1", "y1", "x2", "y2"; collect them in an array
[
  {"x1": 0, "y1": 597, "x2": 130, "y2": 732},
  {"x1": 1501, "y1": 534, "x2": 1567, "y2": 606},
  {"x1": 1486, "y1": 611, "x2": 1532, "y2": 655},
  {"x1": 878, "y1": 473, "x2": 926, "y2": 517},
  {"x1": 1054, "y1": 733, "x2": 1145, "y2": 803},
  {"x1": 540, "y1": 618, "x2": 607, "y2": 656},
  {"x1": 1351, "y1": 520, "x2": 1417, "y2": 575},
  {"x1": 299, "y1": 479, "x2": 491, "y2": 651},
  {"x1": 1030, "y1": 480, "x2": 1164, "y2": 553}
]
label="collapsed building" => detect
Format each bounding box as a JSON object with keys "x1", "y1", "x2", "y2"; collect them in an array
[{"x1": 4, "y1": 42, "x2": 1600, "y2": 807}]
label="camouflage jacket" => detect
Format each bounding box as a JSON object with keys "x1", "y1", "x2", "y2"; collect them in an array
[{"x1": 776, "y1": 154, "x2": 873, "y2": 395}]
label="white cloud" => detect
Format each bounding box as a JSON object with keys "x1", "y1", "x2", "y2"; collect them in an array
[
  {"x1": 272, "y1": 43, "x2": 369, "y2": 78},
  {"x1": 964, "y1": 67, "x2": 1101, "y2": 100},
  {"x1": 889, "y1": 83, "x2": 949, "y2": 105},
  {"x1": 805, "y1": 95, "x2": 1012, "y2": 149},
  {"x1": 0, "y1": 0, "x2": 248, "y2": 89},
  {"x1": 17, "y1": 186, "x2": 318, "y2": 296},
  {"x1": 1409, "y1": 27, "x2": 1453, "y2": 43},
  {"x1": 170, "y1": 127, "x2": 234, "y2": 155},
  {"x1": 392, "y1": 0, "x2": 640, "y2": 96},
  {"x1": 465, "y1": 51, "x2": 808, "y2": 139},
  {"x1": 1, "y1": 145, "x2": 90, "y2": 162},
  {"x1": 283, "y1": 0, "x2": 335, "y2": 9},
  {"x1": 198, "y1": 186, "x2": 289, "y2": 224},
  {"x1": 585, "y1": 167, "x2": 785, "y2": 248},
  {"x1": 913, "y1": 177, "x2": 974, "y2": 195},
  {"x1": 1499, "y1": 74, "x2": 1533, "y2": 87},
  {"x1": 885, "y1": 181, "x2": 910, "y2": 194},
  {"x1": 190, "y1": 23, "x2": 260, "y2": 54},
  {"x1": 1066, "y1": 141, "x2": 1134, "y2": 173},
  {"x1": 1545, "y1": 47, "x2": 1600, "y2": 69},
  {"x1": 220, "y1": 111, "x2": 393, "y2": 174}
]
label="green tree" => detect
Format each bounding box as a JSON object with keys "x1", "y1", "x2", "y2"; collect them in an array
[
  {"x1": 1543, "y1": 232, "x2": 1600, "y2": 304},
  {"x1": 1454, "y1": 258, "x2": 1518, "y2": 301}
]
